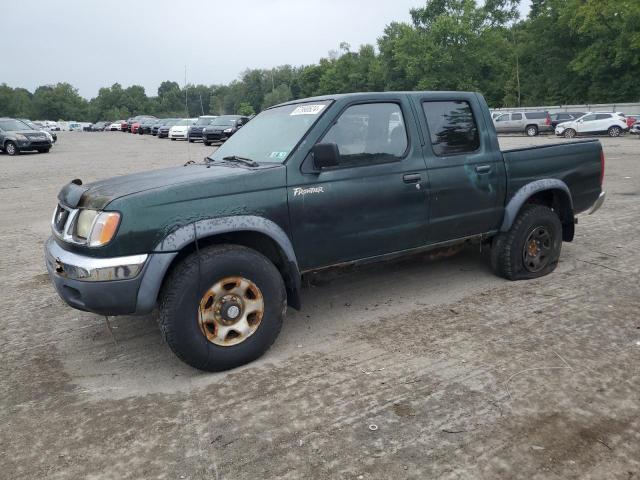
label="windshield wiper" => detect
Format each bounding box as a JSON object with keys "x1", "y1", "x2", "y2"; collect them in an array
[{"x1": 221, "y1": 155, "x2": 260, "y2": 167}]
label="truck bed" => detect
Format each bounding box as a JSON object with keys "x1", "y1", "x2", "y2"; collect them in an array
[{"x1": 501, "y1": 139, "x2": 603, "y2": 214}]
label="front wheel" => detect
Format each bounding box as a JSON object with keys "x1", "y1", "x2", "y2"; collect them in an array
[
  {"x1": 203, "y1": 140, "x2": 211, "y2": 146},
  {"x1": 608, "y1": 126, "x2": 622, "y2": 137},
  {"x1": 159, "y1": 244, "x2": 286, "y2": 371},
  {"x1": 490, "y1": 204, "x2": 562, "y2": 280},
  {"x1": 170, "y1": 138, "x2": 176, "y2": 141},
  {"x1": 525, "y1": 125, "x2": 538, "y2": 137},
  {"x1": 563, "y1": 128, "x2": 576, "y2": 139},
  {"x1": 4, "y1": 141, "x2": 19, "y2": 156}
]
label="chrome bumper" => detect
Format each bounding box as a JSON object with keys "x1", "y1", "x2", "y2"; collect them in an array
[
  {"x1": 45, "y1": 237, "x2": 147, "y2": 282},
  {"x1": 588, "y1": 191, "x2": 606, "y2": 215}
]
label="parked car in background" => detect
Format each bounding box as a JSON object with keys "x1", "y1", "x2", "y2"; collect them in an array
[
  {"x1": 0, "y1": 118, "x2": 53, "y2": 155},
  {"x1": 108, "y1": 121, "x2": 122, "y2": 131},
  {"x1": 493, "y1": 111, "x2": 552, "y2": 136},
  {"x1": 629, "y1": 120, "x2": 640, "y2": 135},
  {"x1": 625, "y1": 115, "x2": 638, "y2": 129},
  {"x1": 187, "y1": 115, "x2": 218, "y2": 142},
  {"x1": 550, "y1": 112, "x2": 585, "y2": 129},
  {"x1": 138, "y1": 118, "x2": 158, "y2": 135},
  {"x1": 169, "y1": 118, "x2": 196, "y2": 140},
  {"x1": 152, "y1": 118, "x2": 172, "y2": 136},
  {"x1": 68, "y1": 122, "x2": 83, "y2": 131},
  {"x1": 202, "y1": 115, "x2": 250, "y2": 145},
  {"x1": 158, "y1": 118, "x2": 180, "y2": 138},
  {"x1": 555, "y1": 112, "x2": 628, "y2": 138},
  {"x1": 21, "y1": 119, "x2": 57, "y2": 143},
  {"x1": 91, "y1": 122, "x2": 108, "y2": 131}
]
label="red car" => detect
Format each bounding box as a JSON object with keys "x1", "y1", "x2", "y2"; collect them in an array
[
  {"x1": 120, "y1": 120, "x2": 128, "y2": 132},
  {"x1": 131, "y1": 122, "x2": 141, "y2": 134},
  {"x1": 626, "y1": 115, "x2": 638, "y2": 129}
]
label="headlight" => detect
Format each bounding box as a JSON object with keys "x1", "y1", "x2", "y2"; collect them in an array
[
  {"x1": 223, "y1": 128, "x2": 233, "y2": 133},
  {"x1": 202, "y1": 128, "x2": 206, "y2": 133},
  {"x1": 75, "y1": 210, "x2": 121, "y2": 246},
  {"x1": 15, "y1": 133, "x2": 27, "y2": 141},
  {"x1": 45, "y1": 132, "x2": 53, "y2": 141}
]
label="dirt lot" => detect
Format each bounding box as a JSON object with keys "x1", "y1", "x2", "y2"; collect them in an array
[{"x1": 1, "y1": 131, "x2": 639, "y2": 479}]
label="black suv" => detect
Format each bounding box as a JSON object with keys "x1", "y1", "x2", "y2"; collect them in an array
[
  {"x1": 0, "y1": 118, "x2": 53, "y2": 155},
  {"x1": 550, "y1": 112, "x2": 585, "y2": 129},
  {"x1": 202, "y1": 115, "x2": 250, "y2": 146},
  {"x1": 187, "y1": 115, "x2": 217, "y2": 142}
]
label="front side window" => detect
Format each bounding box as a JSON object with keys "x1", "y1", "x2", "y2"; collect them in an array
[
  {"x1": 495, "y1": 114, "x2": 509, "y2": 122},
  {"x1": 581, "y1": 115, "x2": 596, "y2": 122},
  {"x1": 423, "y1": 100, "x2": 480, "y2": 156},
  {"x1": 321, "y1": 103, "x2": 408, "y2": 167}
]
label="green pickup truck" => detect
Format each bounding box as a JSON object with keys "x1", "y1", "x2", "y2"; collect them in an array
[{"x1": 45, "y1": 91, "x2": 606, "y2": 371}]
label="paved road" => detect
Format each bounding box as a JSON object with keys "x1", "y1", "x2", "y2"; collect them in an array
[{"x1": 1, "y1": 132, "x2": 639, "y2": 479}]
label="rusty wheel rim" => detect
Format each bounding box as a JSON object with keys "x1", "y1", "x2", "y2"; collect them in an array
[
  {"x1": 522, "y1": 226, "x2": 553, "y2": 273},
  {"x1": 198, "y1": 277, "x2": 264, "y2": 346}
]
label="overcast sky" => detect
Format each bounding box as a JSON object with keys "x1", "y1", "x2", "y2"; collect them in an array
[{"x1": 2, "y1": 0, "x2": 531, "y2": 99}]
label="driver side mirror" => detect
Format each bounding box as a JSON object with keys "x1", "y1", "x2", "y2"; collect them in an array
[{"x1": 312, "y1": 143, "x2": 340, "y2": 170}]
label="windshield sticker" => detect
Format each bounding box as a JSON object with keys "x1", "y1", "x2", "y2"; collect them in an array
[
  {"x1": 269, "y1": 151, "x2": 289, "y2": 159},
  {"x1": 290, "y1": 104, "x2": 326, "y2": 116}
]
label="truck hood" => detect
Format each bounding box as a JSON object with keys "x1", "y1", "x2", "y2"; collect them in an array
[{"x1": 58, "y1": 163, "x2": 283, "y2": 210}]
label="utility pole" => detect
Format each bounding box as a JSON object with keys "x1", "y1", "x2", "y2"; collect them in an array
[
  {"x1": 512, "y1": 27, "x2": 521, "y2": 107},
  {"x1": 184, "y1": 65, "x2": 189, "y2": 116}
]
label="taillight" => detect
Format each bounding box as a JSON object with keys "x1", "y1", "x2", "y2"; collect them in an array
[{"x1": 600, "y1": 150, "x2": 605, "y2": 185}]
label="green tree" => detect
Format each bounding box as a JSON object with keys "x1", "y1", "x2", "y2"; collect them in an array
[
  {"x1": 237, "y1": 102, "x2": 255, "y2": 116},
  {"x1": 262, "y1": 84, "x2": 293, "y2": 109}
]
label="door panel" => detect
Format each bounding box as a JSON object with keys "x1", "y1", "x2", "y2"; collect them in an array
[
  {"x1": 287, "y1": 99, "x2": 429, "y2": 271},
  {"x1": 416, "y1": 97, "x2": 506, "y2": 243}
]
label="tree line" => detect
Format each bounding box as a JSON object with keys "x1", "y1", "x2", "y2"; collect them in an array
[{"x1": 1, "y1": 0, "x2": 638, "y2": 122}]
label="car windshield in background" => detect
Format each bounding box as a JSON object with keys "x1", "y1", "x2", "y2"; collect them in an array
[
  {"x1": 210, "y1": 100, "x2": 332, "y2": 164},
  {"x1": 0, "y1": 119, "x2": 31, "y2": 131},
  {"x1": 176, "y1": 119, "x2": 192, "y2": 126},
  {"x1": 195, "y1": 117, "x2": 214, "y2": 126},
  {"x1": 210, "y1": 117, "x2": 238, "y2": 127}
]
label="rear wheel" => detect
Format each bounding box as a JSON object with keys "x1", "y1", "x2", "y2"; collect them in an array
[
  {"x1": 608, "y1": 125, "x2": 622, "y2": 137},
  {"x1": 525, "y1": 125, "x2": 538, "y2": 137},
  {"x1": 171, "y1": 138, "x2": 176, "y2": 141},
  {"x1": 159, "y1": 244, "x2": 286, "y2": 371},
  {"x1": 491, "y1": 204, "x2": 562, "y2": 280},
  {"x1": 4, "y1": 141, "x2": 19, "y2": 156},
  {"x1": 563, "y1": 128, "x2": 576, "y2": 139},
  {"x1": 204, "y1": 140, "x2": 211, "y2": 146}
]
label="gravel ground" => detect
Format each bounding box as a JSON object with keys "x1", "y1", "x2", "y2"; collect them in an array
[{"x1": 1, "y1": 131, "x2": 639, "y2": 479}]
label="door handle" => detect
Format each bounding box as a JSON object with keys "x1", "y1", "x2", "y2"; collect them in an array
[
  {"x1": 475, "y1": 165, "x2": 492, "y2": 174},
  {"x1": 403, "y1": 173, "x2": 422, "y2": 183}
]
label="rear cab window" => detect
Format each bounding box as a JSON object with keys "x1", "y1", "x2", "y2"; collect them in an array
[{"x1": 422, "y1": 100, "x2": 480, "y2": 156}]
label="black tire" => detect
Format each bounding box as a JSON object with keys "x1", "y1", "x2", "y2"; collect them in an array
[
  {"x1": 159, "y1": 244, "x2": 286, "y2": 371},
  {"x1": 188, "y1": 137, "x2": 194, "y2": 143},
  {"x1": 37, "y1": 148, "x2": 50, "y2": 153},
  {"x1": 525, "y1": 125, "x2": 538, "y2": 137},
  {"x1": 608, "y1": 126, "x2": 622, "y2": 137},
  {"x1": 170, "y1": 138, "x2": 176, "y2": 141},
  {"x1": 203, "y1": 140, "x2": 211, "y2": 146},
  {"x1": 4, "y1": 141, "x2": 19, "y2": 156},
  {"x1": 563, "y1": 128, "x2": 576, "y2": 139},
  {"x1": 490, "y1": 204, "x2": 562, "y2": 280}
]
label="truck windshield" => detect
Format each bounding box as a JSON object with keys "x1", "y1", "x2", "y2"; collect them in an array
[{"x1": 210, "y1": 100, "x2": 331, "y2": 164}]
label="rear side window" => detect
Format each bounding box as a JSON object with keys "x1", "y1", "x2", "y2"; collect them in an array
[
  {"x1": 322, "y1": 102, "x2": 408, "y2": 167},
  {"x1": 511, "y1": 113, "x2": 522, "y2": 120},
  {"x1": 422, "y1": 101, "x2": 480, "y2": 156},
  {"x1": 525, "y1": 112, "x2": 548, "y2": 119},
  {"x1": 595, "y1": 114, "x2": 612, "y2": 120},
  {"x1": 557, "y1": 114, "x2": 570, "y2": 120}
]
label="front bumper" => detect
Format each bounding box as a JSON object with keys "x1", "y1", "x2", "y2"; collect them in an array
[
  {"x1": 44, "y1": 237, "x2": 176, "y2": 316},
  {"x1": 18, "y1": 138, "x2": 53, "y2": 150}
]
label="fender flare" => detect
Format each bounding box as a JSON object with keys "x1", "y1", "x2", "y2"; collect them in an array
[
  {"x1": 501, "y1": 179, "x2": 573, "y2": 232},
  {"x1": 151, "y1": 215, "x2": 302, "y2": 309}
]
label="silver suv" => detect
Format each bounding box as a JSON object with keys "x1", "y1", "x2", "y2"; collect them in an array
[{"x1": 493, "y1": 111, "x2": 552, "y2": 136}]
